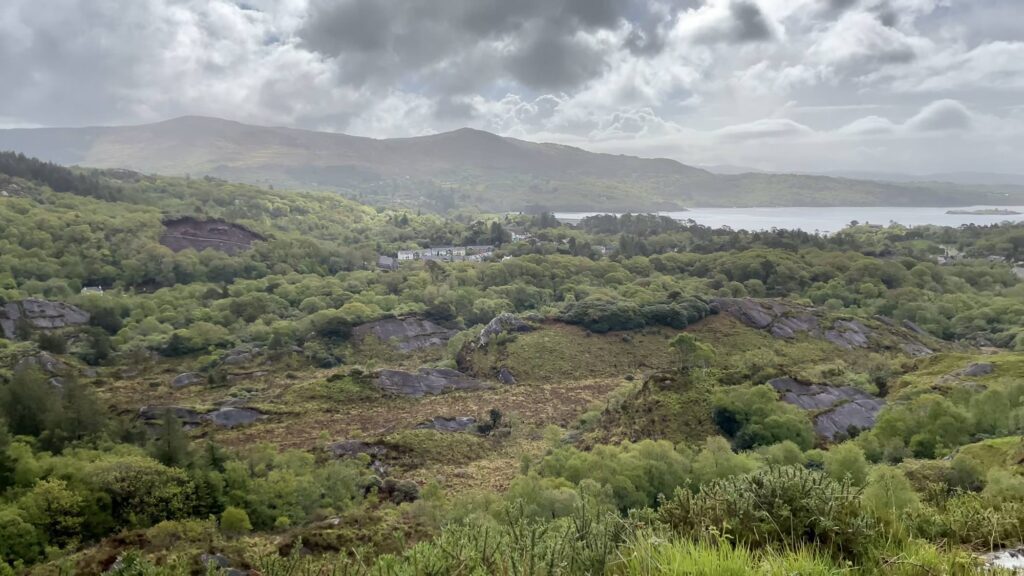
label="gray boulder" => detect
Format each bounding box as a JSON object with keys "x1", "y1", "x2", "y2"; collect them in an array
[
  {"x1": 326, "y1": 440, "x2": 387, "y2": 459},
  {"x1": 138, "y1": 406, "x2": 203, "y2": 427},
  {"x1": 352, "y1": 317, "x2": 456, "y2": 352},
  {"x1": 15, "y1": 352, "x2": 66, "y2": 375},
  {"x1": 376, "y1": 368, "x2": 488, "y2": 397},
  {"x1": 416, "y1": 416, "x2": 477, "y2": 433},
  {"x1": 1, "y1": 299, "x2": 90, "y2": 340},
  {"x1": 497, "y1": 366, "x2": 517, "y2": 385},
  {"x1": 171, "y1": 372, "x2": 205, "y2": 389},
  {"x1": 204, "y1": 407, "x2": 263, "y2": 428},
  {"x1": 962, "y1": 363, "x2": 994, "y2": 378},
  {"x1": 769, "y1": 377, "x2": 885, "y2": 441}
]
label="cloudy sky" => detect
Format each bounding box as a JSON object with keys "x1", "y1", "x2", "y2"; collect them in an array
[{"x1": 1, "y1": 0, "x2": 1022, "y2": 174}]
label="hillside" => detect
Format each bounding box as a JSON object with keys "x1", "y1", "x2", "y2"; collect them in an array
[{"x1": 3, "y1": 116, "x2": 1023, "y2": 212}]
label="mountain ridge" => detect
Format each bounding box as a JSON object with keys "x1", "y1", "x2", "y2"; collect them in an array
[{"x1": 2, "y1": 116, "x2": 1023, "y2": 212}]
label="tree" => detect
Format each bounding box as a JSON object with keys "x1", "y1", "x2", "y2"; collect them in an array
[
  {"x1": 150, "y1": 410, "x2": 192, "y2": 469},
  {"x1": 220, "y1": 506, "x2": 252, "y2": 536},
  {"x1": 669, "y1": 333, "x2": 716, "y2": 374},
  {"x1": 824, "y1": 443, "x2": 869, "y2": 486}
]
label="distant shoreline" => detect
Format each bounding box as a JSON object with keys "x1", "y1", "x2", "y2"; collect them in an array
[{"x1": 946, "y1": 208, "x2": 1022, "y2": 215}]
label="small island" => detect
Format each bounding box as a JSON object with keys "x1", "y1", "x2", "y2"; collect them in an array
[{"x1": 946, "y1": 208, "x2": 1022, "y2": 215}]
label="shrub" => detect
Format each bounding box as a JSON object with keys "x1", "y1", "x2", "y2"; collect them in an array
[
  {"x1": 220, "y1": 506, "x2": 252, "y2": 536},
  {"x1": 658, "y1": 466, "x2": 873, "y2": 557},
  {"x1": 713, "y1": 386, "x2": 815, "y2": 450},
  {"x1": 824, "y1": 443, "x2": 869, "y2": 487}
]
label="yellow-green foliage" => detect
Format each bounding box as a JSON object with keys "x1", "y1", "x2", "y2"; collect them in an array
[
  {"x1": 468, "y1": 323, "x2": 676, "y2": 383},
  {"x1": 379, "y1": 430, "x2": 489, "y2": 470}
]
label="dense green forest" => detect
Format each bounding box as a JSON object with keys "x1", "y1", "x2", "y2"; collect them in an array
[{"x1": 2, "y1": 151, "x2": 1024, "y2": 574}]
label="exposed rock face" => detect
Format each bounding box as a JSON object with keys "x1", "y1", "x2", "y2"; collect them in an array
[
  {"x1": 475, "y1": 313, "x2": 532, "y2": 347},
  {"x1": 712, "y1": 298, "x2": 933, "y2": 357},
  {"x1": 376, "y1": 368, "x2": 488, "y2": 397},
  {"x1": 159, "y1": 217, "x2": 264, "y2": 255},
  {"x1": 769, "y1": 377, "x2": 885, "y2": 442},
  {"x1": 825, "y1": 320, "x2": 872, "y2": 350},
  {"x1": 352, "y1": 317, "x2": 456, "y2": 352},
  {"x1": 1, "y1": 299, "x2": 90, "y2": 340},
  {"x1": 171, "y1": 372, "x2": 205, "y2": 388},
  {"x1": 416, "y1": 416, "x2": 477, "y2": 433}
]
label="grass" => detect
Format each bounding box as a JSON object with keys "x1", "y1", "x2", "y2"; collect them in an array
[{"x1": 957, "y1": 437, "x2": 1024, "y2": 471}]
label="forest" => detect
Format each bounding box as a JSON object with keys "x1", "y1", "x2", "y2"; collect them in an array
[{"x1": 2, "y1": 151, "x2": 1024, "y2": 574}]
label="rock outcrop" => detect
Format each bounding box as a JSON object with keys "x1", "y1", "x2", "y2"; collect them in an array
[
  {"x1": 769, "y1": 377, "x2": 885, "y2": 441},
  {"x1": 376, "y1": 368, "x2": 488, "y2": 397},
  {"x1": 474, "y1": 313, "x2": 533, "y2": 348},
  {"x1": 415, "y1": 416, "x2": 478, "y2": 433},
  {"x1": 712, "y1": 298, "x2": 934, "y2": 357},
  {"x1": 138, "y1": 405, "x2": 263, "y2": 429},
  {"x1": 159, "y1": 217, "x2": 264, "y2": 255},
  {"x1": 352, "y1": 317, "x2": 456, "y2": 352},
  {"x1": 171, "y1": 372, "x2": 205, "y2": 389},
  {"x1": 1, "y1": 299, "x2": 90, "y2": 340}
]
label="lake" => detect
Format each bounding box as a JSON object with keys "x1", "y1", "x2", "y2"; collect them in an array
[{"x1": 555, "y1": 206, "x2": 1024, "y2": 234}]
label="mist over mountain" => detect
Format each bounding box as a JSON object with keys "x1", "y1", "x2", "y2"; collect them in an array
[{"x1": 3, "y1": 116, "x2": 1023, "y2": 212}]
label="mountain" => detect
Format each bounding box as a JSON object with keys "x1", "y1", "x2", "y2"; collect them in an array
[{"x1": 3, "y1": 116, "x2": 1023, "y2": 211}]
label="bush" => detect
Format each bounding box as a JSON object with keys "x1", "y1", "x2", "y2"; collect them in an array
[
  {"x1": 713, "y1": 386, "x2": 815, "y2": 450},
  {"x1": 824, "y1": 443, "x2": 869, "y2": 486},
  {"x1": 658, "y1": 466, "x2": 873, "y2": 557},
  {"x1": 220, "y1": 506, "x2": 252, "y2": 536}
]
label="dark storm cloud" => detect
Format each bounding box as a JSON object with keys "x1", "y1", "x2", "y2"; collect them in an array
[
  {"x1": 691, "y1": 0, "x2": 776, "y2": 45},
  {"x1": 730, "y1": 1, "x2": 774, "y2": 42},
  {"x1": 298, "y1": 0, "x2": 671, "y2": 95}
]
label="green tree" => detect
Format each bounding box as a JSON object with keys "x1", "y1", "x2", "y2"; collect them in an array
[
  {"x1": 669, "y1": 333, "x2": 716, "y2": 374},
  {"x1": 823, "y1": 443, "x2": 869, "y2": 486}
]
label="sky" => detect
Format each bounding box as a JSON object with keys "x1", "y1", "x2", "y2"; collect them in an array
[{"x1": 1, "y1": 0, "x2": 1022, "y2": 174}]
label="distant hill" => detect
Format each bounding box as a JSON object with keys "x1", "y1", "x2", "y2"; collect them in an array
[{"x1": 3, "y1": 116, "x2": 1023, "y2": 211}]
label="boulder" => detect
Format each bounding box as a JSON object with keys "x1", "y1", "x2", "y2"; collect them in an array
[
  {"x1": 326, "y1": 440, "x2": 388, "y2": 459},
  {"x1": 1, "y1": 299, "x2": 90, "y2": 340},
  {"x1": 171, "y1": 372, "x2": 205, "y2": 389},
  {"x1": 199, "y1": 554, "x2": 231, "y2": 569},
  {"x1": 962, "y1": 363, "x2": 994, "y2": 378},
  {"x1": 376, "y1": 368, "x2": 488, "y2": 397},
  {"x1": 475, "y1": 313, "x2": 532, "y2": 348},
  {"x1": 416, "y1": 416, "x2": 477, "y2": 433},
  {"x1": 352, "y1": 318, "x2": 456, "y2": 352},
  {"x1": 497, "y1": 366, "x2": 517, "y2": 385},
  {"x1": 138, "y1": 406, "x2": 204, "y2": 427},
  {"x1": 769, "y1": 377, "x2": 885, "y2": 441},
  {"x1": 204, "y1": 407, "x2": 263, "y2": 428},
  {"x1": 15, "y1": 352, "x2": 66, "y2": 375}
]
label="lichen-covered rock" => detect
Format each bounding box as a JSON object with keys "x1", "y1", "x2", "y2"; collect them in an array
[
  {"x1": 376, "y1": 368, "x2": 488, "y2": 397},
  {"x1": 352, "y1": 317, "x2": 456, "y2": 352},
  {"x1": 1, "y1": 299, "x2": 90, "y2": 340},
  {"x1": 416, "y1": 416, "x2": 477, "y2": 433},
  {"x1": 475, "y1": 313, "x2": 532, "y2": 348},
  {"x1": 769, "y1": 377, "x2": 885, "y2": 441}
]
